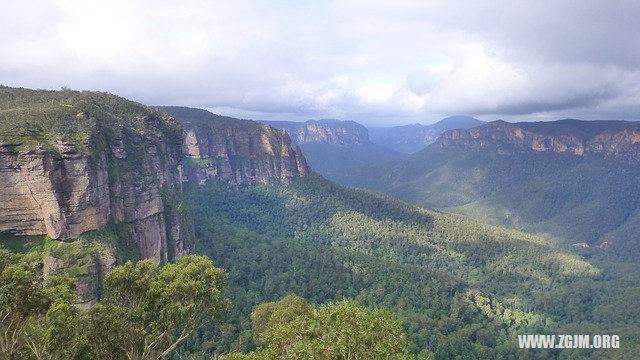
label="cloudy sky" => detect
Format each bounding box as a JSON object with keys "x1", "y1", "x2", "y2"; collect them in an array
[{"x1": 2, "y1": 0, "x2": 640, "y2": 125}]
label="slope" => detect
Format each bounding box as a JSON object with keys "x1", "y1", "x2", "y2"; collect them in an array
[
  {"x1": 183, "y1": 173, "x2": 640, "y2": 359},
  {"x1": 345, "y1": 119, "x2": 640, "y2": 254}
]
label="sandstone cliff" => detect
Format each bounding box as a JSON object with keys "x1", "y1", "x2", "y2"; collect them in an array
[
  {"x1": 262, "y1": 119, "x2": 369, "y2": 146},
  {"x1": 0, "y1": 88, "x2": 191, "y2": 264},
  {"x1": 259, "y1": 118, "x2": 406, "y2": 185},
  {"x1": 159, "y1": 106, "x2": 309, "y2": 185},
  {"x1": 436, "y1": 119, "x2": 640, "y2": 162}
]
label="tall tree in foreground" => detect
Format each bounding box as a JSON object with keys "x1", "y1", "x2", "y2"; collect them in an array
[
  {"x1": 90, "y1": 255, "x2": 232, "y2": 360},
  {"x1": 0, "y1": 249, "x2": 78, "y2": 359}
]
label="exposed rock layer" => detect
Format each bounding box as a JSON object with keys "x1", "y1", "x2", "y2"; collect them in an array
[
  {"x1": 158, "y1": 106, "x2": 309, "y2": 186},
  {"x1": 261, "y1": 119, "x2": 369, "y2": 146},
  {"x1": 436, "y1": 119, "x2": 640, "y2": 162},
  {"x1": 0, "y1": 92, "x2": 189, "y2": 264},
  {"x1": 181, "y1": 124, "x2": 308, "y2": 185}
]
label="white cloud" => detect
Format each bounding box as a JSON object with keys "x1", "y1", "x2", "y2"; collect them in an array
[{"x1": 1, "y1": 0, "x2": 639, "y2": 125}]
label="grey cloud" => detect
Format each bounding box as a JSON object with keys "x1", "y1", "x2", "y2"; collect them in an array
[{"x1": 1, "y1": 0, "x2": 640, "y2": 124}]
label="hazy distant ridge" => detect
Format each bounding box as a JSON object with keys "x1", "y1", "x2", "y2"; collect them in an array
[{"x1": 368, "y1": 115, "x2": 485, "y2": 153}]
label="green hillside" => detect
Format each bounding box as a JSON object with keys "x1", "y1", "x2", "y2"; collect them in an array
[
  {"x1": 183, "y1": 173, "x2": 640, "y2": 359},
  {"x1": 343, "y1": 146, "x2": 640, "y2": 254}
]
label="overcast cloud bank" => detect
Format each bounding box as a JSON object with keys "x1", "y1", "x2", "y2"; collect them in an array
[{"x1": 2, "y1": 0, "x2": 639, "y2": 125}]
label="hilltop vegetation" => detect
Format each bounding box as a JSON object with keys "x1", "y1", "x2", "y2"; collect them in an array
[
  {"x1": 157, "y1": 106, "x2": 263, "y2": 130},
  {"x1": 0, "y1": 86, "x2": 181, "y2": 155}
]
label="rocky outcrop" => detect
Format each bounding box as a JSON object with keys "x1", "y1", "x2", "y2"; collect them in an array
[
  {"x1": 181, "y1": 124, "x2": 308, "y2": 185},
  {"x1": 0, "y1": 90, "x2": 191, "y2": 264},
  {"x1": 44, "y1": 249, "x2": 116, "y2": 309},
  {"x1": 0, "y1": 143, "x2": 110, "y2": 240},
  {"x1": 0, "y1": 133, "x2": 188, "y2": 263},
  {"x1": 262, "y1": 119, "x2": 369, "y2": 146},
  {"x1": 436, "y1": 119, "x2": 640, "y2": 162},
  {"x1": 159, "y1": 106, "x2": 309, "y2": 186}
]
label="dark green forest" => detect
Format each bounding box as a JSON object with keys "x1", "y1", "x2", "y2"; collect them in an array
[{"x1": 179, "y1": 173, "x2": 640, "y2": 359}]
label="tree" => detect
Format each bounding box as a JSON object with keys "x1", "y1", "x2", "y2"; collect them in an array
[
  {"x1": 0, "y1": 249, "x2": 78, "y2": 359},
  {"x1": 250, "y1": 295, "x2": 312, "y2": 344},
  {"x1": 95, "y1": 255, "x2": 232, "y2": 360},
  {"x1": 225, "y1": 296, "x2": 413, "y2": 360}
]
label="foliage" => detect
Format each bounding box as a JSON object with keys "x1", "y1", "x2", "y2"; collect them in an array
[
  {"x1": 0, "y1": 252, "x2": 231, "y2": 360},
  {"x1": 0, "y1": 86, "x2": 182, "y2": 156},
  {"x1": 251, "y1": 295, "x2": 313, "y2": 344},
  {"x1": 225, "y1": 296, "x2": 413, "y2": 359},
  {"x1": 86, "y1": 256, "x2": 231, "y2": 360},
  {"x1": 0, "y1": 249, "x2": 78, "y2": 359},
  {"x1": 157, "y1": 106, "x2": 263, "y2": 130},
  {"x1": 182, "y1": 173, "x2": 640, "y2": 359}
]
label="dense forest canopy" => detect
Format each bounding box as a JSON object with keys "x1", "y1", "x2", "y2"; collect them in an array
[
  {"x1": 342, "y1": 143, "x2": 640, "y2": 255},
  {"x1": 182, "y1": 174, "x2": 640, "y2": 359}
]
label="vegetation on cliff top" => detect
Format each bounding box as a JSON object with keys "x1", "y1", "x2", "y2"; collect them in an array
[
  {"x1": 0, "y1": 86, "x2": 181, "y2": 155},
  {"x1": 157, "y1": 106, "x2": 264, "y2": 131}
]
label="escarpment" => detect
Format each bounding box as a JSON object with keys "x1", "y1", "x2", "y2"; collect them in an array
[
  {"x1": 0, "y1": 87, "x2": 191, "y2": 264},
  {"x1": 261, "y1": 119, "x2": 370, "y2": 146},
  {"x1": 436, "y1": 119, "x2": 640, "y2": 162},
  {"x1": 159, "y1": 106, "x2": 309, "y2": 185},
  {"x1": 1, "y1": 90, "x2": 311, "y2": 304}
]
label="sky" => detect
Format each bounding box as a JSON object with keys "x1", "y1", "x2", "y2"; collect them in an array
[{"x1": 2, "y1": 0, "x2": 640, "y2": 126}]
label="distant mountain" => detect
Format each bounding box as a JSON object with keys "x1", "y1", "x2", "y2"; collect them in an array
[
  {"x1": 368, "y1": 115, "x2": 485, "y2": 153},
  {"x1": 264, "y1": 119, "x2": 369, "y2": 146},
  {"x1": 261, "y1": 119, "x2": 406, "y2": 182},
  {"x1": 346, "y1": 119, "x2": 640, "y2": 255}
]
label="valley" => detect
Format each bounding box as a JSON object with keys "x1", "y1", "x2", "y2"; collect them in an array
[
  {"x1": 342, "y1": 119, "x2": 640, "y2": 256},
  {"x1": 0, "y1": 87, "x2": 638, "y2": 359}
]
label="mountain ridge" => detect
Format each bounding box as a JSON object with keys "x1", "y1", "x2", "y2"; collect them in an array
[
  {"x1": 368, "y1": 115, "x2": 485, "y2": 153},
  {"x1": 261, "y1": 118, "x2": 406, "y2": 182},
  {"x1": 343, "y1": 118, "x2": 640, "y2": 253},
  {"x1": 436, "y1": 118, "x2": 640, "y2": 162}
]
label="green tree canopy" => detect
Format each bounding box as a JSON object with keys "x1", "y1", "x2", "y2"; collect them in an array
[
  {"x1": 225, "y1": 296, "x2": 413, "y2": 360},
  {"x1": 90, "y1": 255, "x2": 232, "y2": 359},
  {"x1": 0, "y1": 252, "x2": 231, "y2": 360}
]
